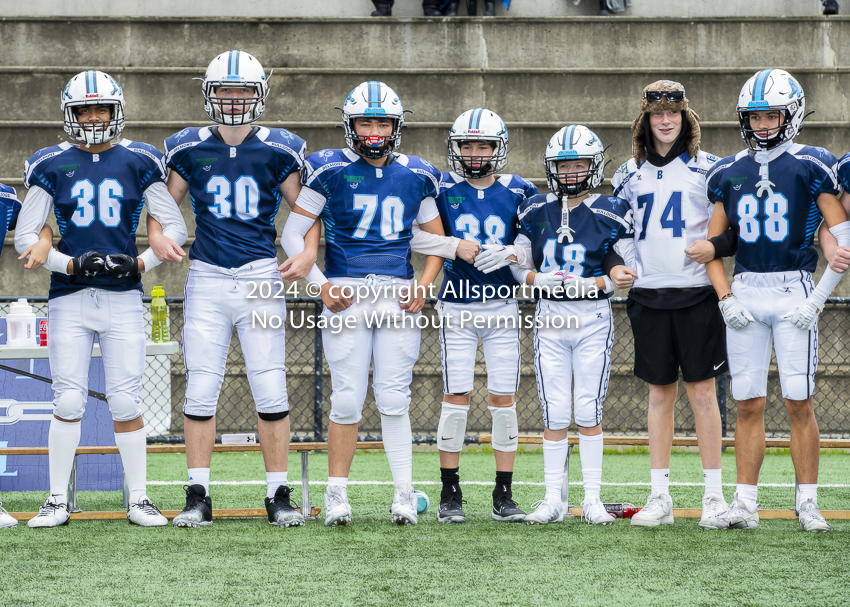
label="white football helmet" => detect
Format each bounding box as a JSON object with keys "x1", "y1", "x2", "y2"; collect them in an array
[
  {"x1": 341, "y1": 81, "x2": 404, "y2": 159},
  {"x1": 203, "y1": 50, "x2": 269, "y2": 126},
  {"x1": 543, "y1": 125, "x2": 608, "y2": 198},
  {"x1": 737, "y1": 68, "x2": 806, "y2": 150},
  {"x1": 61, "y1": 70, "x2": 125, "y2": 145},
  {"x1": 447, "y1": 108, "x2": 509, "y2": 178}
]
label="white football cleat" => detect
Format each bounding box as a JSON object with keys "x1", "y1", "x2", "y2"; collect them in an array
[
  {"x1": 0, "y1": 502, "x2": 18, "y2": 528},
  {"x1": 698, "y1": 493, "x2": 729, "y2": 530},
  {"x1": 581, "y1": 498, "x2": 615, "y2": 525},
  {"x1": 27, "y1": 495, "x2": 70, "y2": 528},
  {"x1": 701, "y1": 492, "x2": 759, "y2": 530},
  {"x1": 127, "y1": 496, "x2": 168, "y2": 527},
  {"x1": 390, "y1": 484, "x2": 418, "y2": 526},
  {"x1": 324, "y1": 485, "x2": 352, "y2": 527},
  {"x1": 798, "y1": 498, "x2": 831, "y2": 532},
  {"x1": 524, "y1": 497, "x2": 563, "y2": 525},
  {"x1": 631, "y1": 492, "x2": 674, "y2": 527}
]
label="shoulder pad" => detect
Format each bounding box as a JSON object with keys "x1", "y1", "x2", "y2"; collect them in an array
[
  {"x1": 120, "y1": 140, "x2": 167, "y2": 180},
  {"x1": 258, "y1": 127, "x2": 307, "y2": 163},
  {"x1": 0, "y1": 182, "x2": 18, "y2": 201},
  {"x1": 23, "y1": 143, "x2": 73, "y2": 189},
  {"x1": 303, "y1": 149, "x2": 355, "y2": 188},
  {"x1": 517, "y1": 192, "x2": 553, "y2": 222}
]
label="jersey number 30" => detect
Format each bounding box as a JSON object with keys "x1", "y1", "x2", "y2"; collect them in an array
[
  {"x1": 70, "y1": 179, "x2": 122, "y2": 228},
  {"x1": 207, "y1": 175, "x2": 260, "y2": 220}
]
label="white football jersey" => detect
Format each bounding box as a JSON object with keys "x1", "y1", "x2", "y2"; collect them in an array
[{"x1": 612, "y1": 151, "x2": 719, "y2": 289}]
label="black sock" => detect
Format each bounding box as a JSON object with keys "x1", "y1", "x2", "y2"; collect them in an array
[
  {"x1": 440, "y1": 467, "x2": 461, "y2": 500},
  {"x1": 494, "y1": 471, "x2": 513, "y2": 498}
]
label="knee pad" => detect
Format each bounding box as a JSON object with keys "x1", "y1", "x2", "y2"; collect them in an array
[
  {"x1": 489, "y1": 404, "x2": 518, "y2": 452},
  {"x1": 258, "y1": 409, "x2": 289, "y2": 422},
  {"x1": 782, "y1": 375, "x2": 813, "y2": 402},
  {"x1": 375, "y1": 389, "x2": 409, "y2": 418},
  {"x1": 182, "y1": 400, "x2": 218, "y2": 420},
  {"x1": 184, "y1": 412, "x2": 214, "y2": 422},
  {"x1": 108, "y1": 392, "x2": 141, "y2": 422},
  {"x1": 437, "y1": 402, "x2": 468, "y2": 453},
  {"x1": 329, "y1": 393, "x2": 362, "y2": 425},
  {"x1": 53, "y1": 390, "x2": 86, "y2": 421}
]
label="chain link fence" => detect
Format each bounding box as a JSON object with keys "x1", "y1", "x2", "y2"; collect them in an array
[{"x1": 3, "y1": 297, "x2": 849, "y2": 441}]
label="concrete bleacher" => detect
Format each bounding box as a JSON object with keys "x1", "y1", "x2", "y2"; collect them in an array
[{"x1": 2, "y1": 14, "x2": 850, "y2": 436}]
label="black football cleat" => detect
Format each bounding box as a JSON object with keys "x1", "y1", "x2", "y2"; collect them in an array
[
  {"x1": 492, "y1": 492, "x2": 526, "y2": 522},
  {"x1": 437, "y1": 493, "x2": 467, "y2": 523},
  {"x1": 265, "y1": 485, "x2": 306, "y2": 528},
  {"x1": 172, "y1": 484, "x2": 213, "y2": 527}
]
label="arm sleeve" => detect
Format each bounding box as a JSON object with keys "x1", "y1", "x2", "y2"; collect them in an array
[
  {"x1": 603, "y1": 249, "x2": 625, "y2": 275},
  {"x1": 410, "y1": 220, "x2": 459, "y2": 259},
  {"x1": 708, "y1": 228, "x2": 738, "y2": 259},
  {"x1": 510, "y1": 266, "x2": 532, "y2": 285},
  {"x1": 280, "y1": 212, "x2": 329, "y2": 286},
  {"x1": 416, "y1": 197, "x2": 439, "y2": 224},
  {"x1": 14, "y1": 186, "x2": 71, "y2": 274},
  {"x1": 293, "y1": 186, "x2": 327, "y2": 217},
  {"x1": 613, "y1": 237, "x2": 636, "y2": 270},
  {"x1": 512, "y1": 233, "x2": 535, "y2": 270},
  {"x1": 810, "y1": 221, "x2": 850, "y2": 304},
  {"x1": 138, "y1": 181, "x2": 189, "y2": 272}
]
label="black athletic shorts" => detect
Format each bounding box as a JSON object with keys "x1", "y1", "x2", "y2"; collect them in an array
[{"x1": 626, "y1": 294, "x2": 728, "y2": 385}]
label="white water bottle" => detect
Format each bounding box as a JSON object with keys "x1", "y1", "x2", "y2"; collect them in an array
[{"x1": 6, "y1": 298, "x2": 37, "y2": 346}]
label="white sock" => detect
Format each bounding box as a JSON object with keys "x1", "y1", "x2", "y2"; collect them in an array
[
  {"x1": 266, "y1": 471, "x2": 288, "y2": 499},
  {"x1": 48, "y1": 417, "x2": 82, "y2": 503},
  {"x1": 651, "y1": 468, "x2": 670, "y2": 496},
  {"x1": 542, "y1": 437, "x2": 570, "y2": 500},
  {"x1": 798, "y1": 483, "x2": 818, "y2": 505},
  {"x1": 736, "y1": 483, "x2": 758, "y2": 511},
  {"x1": 381, "y1": 413, "x2": 413, "y2": 487},
  {"x1": 328, "y1": 476, "x2": 348, "y2": 488},
  {"x1": 188, "y1": 468, "x2": 210, "y2": 496},
  {"x1": 703, "y1": 469, "x2": 723, "y2": 497},
  {"x1": 579, "y1": 433, "x2": 603, "y2": 502},
  {"x1": 114, "y1": 428, "x2": 147, "y2": 505}
]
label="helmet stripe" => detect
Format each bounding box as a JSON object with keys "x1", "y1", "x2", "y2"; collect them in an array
[
  {"x1": 469, "y1": 108, "x2": 483, "y2": 131},
  {"x1": 368, "y1": 81, "x2": 380, "y2": 107},
  {"x1": 85, "y1": 70, "x2": 96, "y2": 95},
  {"x1": 752, "y1": 69, "x2": 772, "y2": 102},
  {"x1": 227, "y1": 50, "x2": 240, "y2": 79},
  {"x1": 563, "y1": 125, "x2": 576, "y2": 150}
]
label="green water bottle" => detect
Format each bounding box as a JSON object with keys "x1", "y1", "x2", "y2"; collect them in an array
[{"x1": 151, "y1": 286, "x2": 169, "y2": 343}]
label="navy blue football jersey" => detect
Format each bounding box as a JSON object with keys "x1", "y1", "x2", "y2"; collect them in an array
[
  {"x1": 517, "y1": 193, "x2": 633, "y2": 301},
  {"x1": 165, "y1": 126, "x2": 306, "y2": 268},
  {"x1": 23, "y1": 140, "x2": 166, "y2": 298},
  {"x1": 706, "y1": 144, "x2": 839, "y2": 274},
  {"x1": 0, "y1": 184, "x2": 21, "y2": 258},
  {"x1": 834, "y1": 152, "x2": 850, "y2": 195},
  {"x1": 437, "y1": 172, "x2": 539, "y2": 302},
  {"x1": 303, "y1": 149, "x2": 441, "y2": 279}
]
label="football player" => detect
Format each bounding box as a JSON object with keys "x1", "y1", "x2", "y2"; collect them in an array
[
  {"x1": 1, "y1": 183, "x2": 53, "y2": 530},
  {"x1": 611, "y1": 80, "x2": 729, "y2": 528},
  {"x1": 703, "y1": 69, "x2": 849, "y2": 532},
  {"x1": 150, "y1": 51, "x2": 320, "y2": 528},
  {"x1": 15, "y1": 70, "x2": 187, "y2": 528},
  {"x1": 409, "y1": 108, "x2": 539, "y2": 523},
  {"x1": 512, "y1": 125, "x2": 635, "y2": 525},
  {"x1": 280, "y1": 81, "x2": 446, "y2": 526}
]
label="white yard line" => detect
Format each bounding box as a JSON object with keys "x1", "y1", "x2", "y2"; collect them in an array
[{"x1": 147, "y1": 480, "x2": 850, "y2": 488}]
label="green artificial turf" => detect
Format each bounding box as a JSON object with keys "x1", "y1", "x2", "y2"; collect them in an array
[{"x1": 2, "y1": 450, "x2": 850, "y2": 607}]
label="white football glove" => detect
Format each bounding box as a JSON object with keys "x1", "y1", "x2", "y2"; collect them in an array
[
  {"x1": 533, "y1": 271, "x2": 566, "y2": 290},
  {"x1": 474, "y1": 244, "x2": 517, "y2": 274},
  {"x1": 781, "y1": 295, "x2": 825, "y2": 331},
  {"x1": 561, "y1": 275, "x2": 599, "y2": 295},
  {"x1": 718, "y1": 295, "x2": 755, "y2": 330}
]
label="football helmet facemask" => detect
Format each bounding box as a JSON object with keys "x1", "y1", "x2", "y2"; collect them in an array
[
  {"x1": 340, "y1": 81, "x2": 405, "y2": 159},
  {"x1": 544, "y1": 125, "x2": 609, "y2": 198},
  {"x1": 447, "y1": 108, "x2": 509, "y2": 179},
  {"x1": 61, "y1": 70, "x2": 125, "y2": 146},
  {"x1": 737, "y1": 68, "x2": 807, "y2": 150},
  {"x1": 202, "y1": 50, "x2": 269, "y2": 126}
]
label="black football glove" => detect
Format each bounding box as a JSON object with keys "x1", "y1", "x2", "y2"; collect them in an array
[
  {"x1": 103, "y1": 254, "x2": 140, "y2": 278},
  {"x1": 71, "y1": 251, "x2": 105, "y2": 277}
]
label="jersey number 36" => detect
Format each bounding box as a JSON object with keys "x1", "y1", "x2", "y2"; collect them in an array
[{"x1": 71, "y1": 179, "x2": 123, "y2": 228}]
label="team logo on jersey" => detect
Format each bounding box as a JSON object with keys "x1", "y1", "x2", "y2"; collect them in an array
[
  {"x1": 197, "y1": 158, "x2": 218, "y2": 172},
  {"x1": 535, "y1": 221, "x2": 550, "y2": 231},
  {"x1": 344, "y1": 175, "x2": 364, "y2": 189},
  {"x1": 319, "y1": 150, "x2": 335, "y2": 161},
  {"x1": 448, "y1": 196, "x2": 464, "y2": 209},
  {"x1": 58, "y1": 163, "x2": 79, "y2": 177},
  {"x1": 728, "y1": 176, "x2": 747, "y2": 191},
  {"x1": 278, "y1": 129, "x2": 293, "y2": 142},
  {"x1": 174, "y1": 128, "x2": 191, "y2": 143}
]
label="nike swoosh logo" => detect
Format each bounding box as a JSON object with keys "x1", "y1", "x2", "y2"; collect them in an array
[
  {"x1": 508, "y1": 435, "x2": 518, "y2": 440},
  {"x1": 714, "y1": 362, "x2": 725, "y2": 370},
  {"x1": 441, "y1": 436, "x2": 452, "y2": 441}
]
